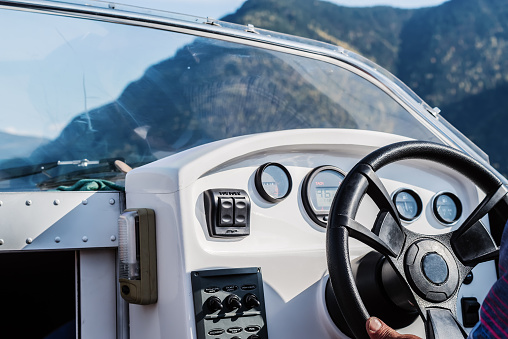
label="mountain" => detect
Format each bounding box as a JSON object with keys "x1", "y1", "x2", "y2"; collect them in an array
[
  {"x1": 0, "y1": 131, "x2": 49, "y2": 160},
  {"x1": 223, "y1": 0, "x2": 508, "y2": 175}
]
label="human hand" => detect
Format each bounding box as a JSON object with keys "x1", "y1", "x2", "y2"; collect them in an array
[{"x1": 366, "y1": 317, "x2": 422, "y2": 339}]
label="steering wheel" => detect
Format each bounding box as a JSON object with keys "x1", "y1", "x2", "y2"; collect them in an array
[{"x1": 326, "y1": 141, "x2": 508, "y2": 339}]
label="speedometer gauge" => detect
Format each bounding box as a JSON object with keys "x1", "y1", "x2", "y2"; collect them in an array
[
  {"x1": 255, "y1": 163, "x2": 292, "y2": 203},
  {"x1": 433, "y1": 192, "x2": 462, "y2": 224},
  {"x1": 302, "y1": 166, "x2": 345, "y2": 227}
]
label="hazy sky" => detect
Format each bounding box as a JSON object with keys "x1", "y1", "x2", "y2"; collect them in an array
[{"x1": 119, "y1": 0, "x2": 450, "y2": 20}]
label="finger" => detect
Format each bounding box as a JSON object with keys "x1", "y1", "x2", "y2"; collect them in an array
[{"x1": 366, "y1": 317, "x2": 422, "y2": 339}]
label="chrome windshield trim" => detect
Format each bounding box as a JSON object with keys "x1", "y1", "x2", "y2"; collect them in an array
[{"x1": 2, "y1": 0, "x2": 503, "y2": 183}]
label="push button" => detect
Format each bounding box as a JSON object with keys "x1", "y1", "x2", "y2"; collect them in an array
[{"x1": 218, "y1": 198, "x2": 234, "y2": 226}]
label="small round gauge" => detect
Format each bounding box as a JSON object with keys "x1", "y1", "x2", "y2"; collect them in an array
[
  {"x1": 433, "y1": 192, "x2": 462, "y2": 224},
  {"x1": 255, "y1": 163, "x2": 292, "y2": 203},
  {"x1": 392, "y1": 189, "x2": 422, "y2": 222},
  {"x1": 302, "y1": 166, "x2": 346, "y2": 227}
]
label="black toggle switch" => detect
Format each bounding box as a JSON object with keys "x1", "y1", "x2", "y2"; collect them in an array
[
  {"x1": 461, "y1": 297, "x2": 480, "y2": 327},
  {"x1": 225, "y1": 294, "x2": 242, "y2": 311},
  {"x1": 205, "y1": 296, "x2": 223, "y2": 313},
  {"x1": 244, "y1": 293, "x2": 261, "y2": 309}
]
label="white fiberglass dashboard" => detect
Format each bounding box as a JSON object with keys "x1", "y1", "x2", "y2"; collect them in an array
[{"x1": 125, "y1": 129, "x2": 497, "y2": 339}]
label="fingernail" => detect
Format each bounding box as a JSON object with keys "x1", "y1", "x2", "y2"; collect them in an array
[{"x1": 368, "y1": 317, "x2": 382, "y2": 332}]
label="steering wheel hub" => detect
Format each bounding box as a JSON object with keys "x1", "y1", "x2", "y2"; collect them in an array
[{"x1": 405, "y1": 239, "x2": 459, "y2": 302}]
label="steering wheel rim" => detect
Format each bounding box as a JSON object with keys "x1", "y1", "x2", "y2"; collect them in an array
[{"x1": 326, "y1": 141, "x2": 508, "y2": 339}]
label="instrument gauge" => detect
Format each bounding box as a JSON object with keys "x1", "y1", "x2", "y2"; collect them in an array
[
  {"x1": 302, "y1": 166, "x2": 346, "y2": 227},
  {"x1": 255, "y1": 163, "x2": 292, "y2": 203},
  {"x1": 433, "y1": 192, "x2": 462, "y2": 225},
  {"x1": 392, "y1": 189, "x2": 422, "y2": 222}
]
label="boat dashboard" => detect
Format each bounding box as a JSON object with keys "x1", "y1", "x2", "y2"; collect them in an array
[{"x1": 123, "y1": 128, "x2": 498, "y2": 338}]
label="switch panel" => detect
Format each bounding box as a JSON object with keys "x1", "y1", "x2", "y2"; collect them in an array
[
  {"x1": 191, "y1": 267, "x2": 268, "y2": 339},
  {"x1": 204, "y1": 189, "x2": 251, "y2": 237}
]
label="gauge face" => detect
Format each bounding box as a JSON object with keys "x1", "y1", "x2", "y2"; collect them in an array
[
  {"x1": 302, "y1": 166, "x2": 345, "y2": 227},
  {"x1": 255, "y1": 163, "x2": 292, "y2": 202},
  {"x1": 433, "y1": 192, "x2": 462, "y2": 224},
  {"x1": 392, "y1": 189, "x2": 422, "y2": 222}
]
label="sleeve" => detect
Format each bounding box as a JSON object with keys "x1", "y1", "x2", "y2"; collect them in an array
[{"x1": 468, "y1": 221, "x2": 508, "y2": 339}]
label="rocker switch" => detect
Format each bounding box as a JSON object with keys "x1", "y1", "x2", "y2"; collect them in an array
[
  {"x1": 234, "y1": 198, "x2": 247, "y2": 226},
  {"x1": 461, "y1": 297, "x2": 480, "y2": 327},
  {"x1": 218, "y1": 198, "x2": 234, "y2": 226}
]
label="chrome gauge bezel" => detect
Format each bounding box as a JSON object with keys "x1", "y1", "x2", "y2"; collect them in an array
[
  {"x1": 254, "y1": 162, "x2": 292, "y2": 203},
  {"x1": 391, "y1": 188, "x2": 423, "y2": 223},
  {"x1": 432, "y1": 191, "x2": 462, "y2": 225},
  {"x1": 301, "y1": 165, "x2": 346, "y2": 227}
]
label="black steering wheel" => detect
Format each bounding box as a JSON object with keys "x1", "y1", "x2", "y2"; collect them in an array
[{"x1": 326, "y1": 141, "x2": 508, "y2": 339}]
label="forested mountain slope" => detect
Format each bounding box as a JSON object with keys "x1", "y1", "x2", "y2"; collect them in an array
[{"x1": 223, "y1": 0, "x2": 508, "y2": 174}]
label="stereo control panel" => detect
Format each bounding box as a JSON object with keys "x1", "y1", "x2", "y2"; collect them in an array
[{"x1": 191, "y1": 267, "x2": 268, "y2": 339}]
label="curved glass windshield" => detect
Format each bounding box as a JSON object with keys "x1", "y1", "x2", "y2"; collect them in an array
[{"x1": 0, "y1": 8, "x2": 440, "y2": 191}]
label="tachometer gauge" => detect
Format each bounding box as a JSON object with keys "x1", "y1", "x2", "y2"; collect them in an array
[
  {"x1": 392, "y1": 188, "x2": 422, "y2": 222},
  {"x1": 302, "y1": 166, "x2": 345, "y2": 227},
  {"x1": 255, "y1": 163, "x2": 292, "y2": 203},
  {"x1": 433, "y1": 192, "x2": 462, "y2": 224}
]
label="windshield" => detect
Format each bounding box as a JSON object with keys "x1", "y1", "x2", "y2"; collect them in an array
[{"x1": 0, "y1": 7, "x2": 441, "y2": 191}]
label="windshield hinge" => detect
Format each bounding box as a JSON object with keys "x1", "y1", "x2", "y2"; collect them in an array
[
  {"x1": 204, "y1": 17, "x2": 221, "y2": 27},
  {"x1": 425, "y1": 105, "x2": 441, "y2": 118},
  {"x1": 246, "y1": 24, "x2": 259, "y2": 34}
]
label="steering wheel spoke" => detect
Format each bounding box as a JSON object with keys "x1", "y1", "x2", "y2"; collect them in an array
[
  {"x1": 425, "y1": 307, "x2": 467, "y2": 339},
  {"x1": 357, "y1": 164, "x2": 401, "y2": 222},
  {"x1": 331, "y1": 215, "x2": 397, "y2": 257},
  {"x1": 450, "y1": 185, "x2": 507, "y2": 265}
]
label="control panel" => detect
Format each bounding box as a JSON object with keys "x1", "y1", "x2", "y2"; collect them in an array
[{"x1": 191, "y1": 267, "x2": 268, "y2": 339}]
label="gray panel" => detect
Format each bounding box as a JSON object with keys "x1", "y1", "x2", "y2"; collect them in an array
[{"x1": 0, "y1": 192, "x2": 122, "y2": 251}]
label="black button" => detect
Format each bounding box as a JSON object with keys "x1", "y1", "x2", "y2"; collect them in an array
[
  {"x1": 245, "y1": 325, "x2": 261, "y2": 332},
  {"x1": 218, "y1": 198, "x2": 233, "y2": 226},
  {"x1": 223, "y1": 285, "x2": 238, "y2": 292},
  {"x1": 463, "y1": 271, "x2": 474, "y2": 285},
  {"x1": 248, "y1": 335, "x2": 260, "y2": 339},
  {"x1": 234, "y1": 198, "x2": 247, "y2": 226},
  {"x1": 204, "y1": 286, "x2": 220, "y2": 293},
  {"x1": 461, "y1": 297, "x2": 480, "y2": 327},
  {"x1": 227, "y1": 327, "x2": 243, "y2": 334},
  {"x1": 208, "y1": 328, "x2": 225, "y2": 335},
  {"x1": 241, "y1": 284, "x2": 256, "y2": 290}
]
